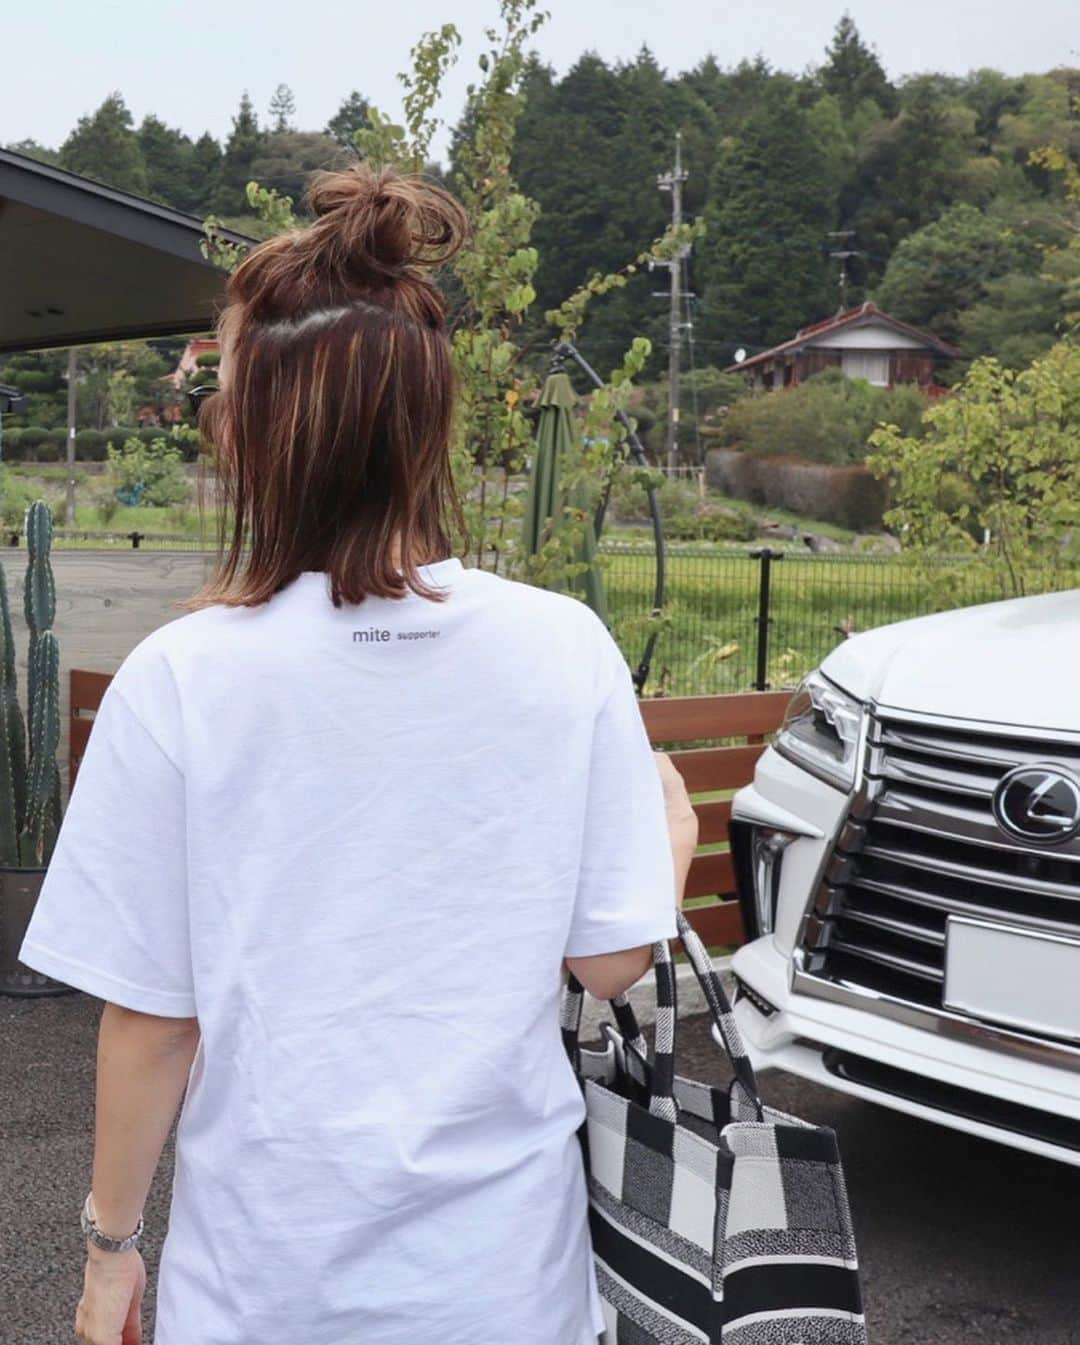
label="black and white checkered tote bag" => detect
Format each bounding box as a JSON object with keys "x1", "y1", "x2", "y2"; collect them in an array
[{"x1": 561, "y1": 909, "x2": 867, "y2": 1344}]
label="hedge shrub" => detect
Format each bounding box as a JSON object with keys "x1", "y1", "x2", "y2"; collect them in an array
[
  {"x1": 706, "y1": 449, "x2": 889, "y2": 530},
  {"x1": 2, "y1": 423, "x2": 198, "y2": 462},
  {"x1": 75, "y1": 428, "x2": 109, "y2": 461},
  {"x1": 718, "y1": 368, "x2": 927, "y2": 465}
]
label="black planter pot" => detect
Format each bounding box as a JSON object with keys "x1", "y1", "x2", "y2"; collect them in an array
[{"x1": 0, "y1": 865, "x2": 76, "y2": 997}]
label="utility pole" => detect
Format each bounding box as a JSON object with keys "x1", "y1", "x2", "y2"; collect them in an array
[
  {"x1": 656, "y1": 132, "x2": 690, "y2": 474},
  {"x1": 826, "y1": 230, "x2": 860, "y2": 313},
  {"x1": 65, "y1": 347, "x2": 77, "y2": 527}
]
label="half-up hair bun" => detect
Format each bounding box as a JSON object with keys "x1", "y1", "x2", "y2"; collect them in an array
[{"x1": 303, "y1": 162, "x2": 469, "y2": 291}]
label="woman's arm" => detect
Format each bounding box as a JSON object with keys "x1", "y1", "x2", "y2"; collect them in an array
[
  {"x1": 89, "y1": 1002, "x2": 200, "y2": 1237},
  {"x1": 76, "y1": 1003, "x2": 199, "y2": 1345},
  {"x1": 564, "y1": 751, "x2": 697, "y2": 1001}
]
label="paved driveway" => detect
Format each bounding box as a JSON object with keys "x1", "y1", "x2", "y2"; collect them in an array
[{"x1": 3, "y1": 990, "x2": 1078, "y2": 1343}]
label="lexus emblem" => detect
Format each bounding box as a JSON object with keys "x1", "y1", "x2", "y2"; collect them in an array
[{"x1": 992, "y1": 765, "x2": 1080, "y2": 844}]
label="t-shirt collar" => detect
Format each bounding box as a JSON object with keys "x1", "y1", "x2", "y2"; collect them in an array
[{"x1": 297, "y1": 557, "x2": 464, "y2": 584}]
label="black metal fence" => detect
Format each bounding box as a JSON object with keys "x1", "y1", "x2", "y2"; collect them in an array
[
  {"x1": 35, "y1": 534, "x2": 1080, "y2": 697},
  {"x1": 599, "y1": 542, "x2": 1080, "y2": 697}
]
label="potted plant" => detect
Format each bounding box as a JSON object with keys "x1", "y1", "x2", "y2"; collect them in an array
[{"x1": 0, "y1": 499, "x2": 69, "y2": 996}]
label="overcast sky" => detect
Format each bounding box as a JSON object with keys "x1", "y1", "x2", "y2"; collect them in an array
[{"x1": 3, "y1": 0, "x2": 1076, "y2": 167}]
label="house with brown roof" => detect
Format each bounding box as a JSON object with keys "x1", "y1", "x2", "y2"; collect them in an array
[{"x1": 724, "y1": 302, "x2": 958, "y2": 392}]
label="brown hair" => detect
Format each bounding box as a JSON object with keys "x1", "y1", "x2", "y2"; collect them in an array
[{"x1": 180, "y1": 162, "x2": 472, "y2": 611}]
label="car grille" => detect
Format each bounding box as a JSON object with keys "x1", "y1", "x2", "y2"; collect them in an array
[{"x1": 800, "y1": 711, "x2": 1080, "y2": 1013}]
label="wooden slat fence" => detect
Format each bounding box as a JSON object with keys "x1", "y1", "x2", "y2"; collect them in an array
[
  {"x1": 638, "y1": 691, "x2": 790, "y2": 951},
  {"x1": 69, "y1": 670, "x2": 113, "y2": 793}
]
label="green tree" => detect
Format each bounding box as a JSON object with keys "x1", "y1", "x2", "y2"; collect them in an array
[
  {"x1": 5, "y1": 138, "x2": 60, "y2": 166},
  {"x1": 78, "y1": 341, "x2": 171, "y2": 430},
  {"x1": 0, "y1": 351, "x2": 68, "y2": 429},
  {"x1": 962, "y1": 68, "x2": 1025, "y2": 149},
  {"x1": 874, "y1": 202, "x2": 1038, "y2": 344},
  {"x1": 505, "y1": 47, "x2": 713, "y2": 377},
  {"x1": 212, "y1": 92, "x2": 264, "y2": 215},
  {"x1": 106, "y1": 369, "x2": 136, "y2": 427},
  {"x1": 106, "y1": 436, "x2": 191, "y2": 508},
  {"x1": 867, "y1": 342, "x2": 1080, "y2": 596},
  {"x1": 959, "y1": 262, "x2": 1080, "y2": 367},
  {"x1": 326, "y1": 91, "x2": 374, "y2": 148},
  {"x1": 248, "y1": 131, "x2": 350, "y2": 210},
  {"x1": 701, "y1": 84, "x2": 836, "y2": 348},
  {"x1": 189, "y1": 133, "x2": 224, "y2": 214},
  {"x1": 138, "y1": 114, "x2": 202, "y2": 211},
  {"x1": 268, "y1": 83, "x2": 297, "y2": 133},
  {"x1": 997, "y1": 74, "x2": 1080, "y2": 192},
  {"x1": 59, "y1": 93, "x2": 148, "y2": 194},
  {"x1": 818, "y1": 12, "x2": 897, "y2": 116},
  {"x1": 847, "y1": 78, "x2": 989, "y2": 281}
]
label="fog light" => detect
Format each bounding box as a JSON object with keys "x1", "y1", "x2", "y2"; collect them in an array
[{"x1": 732, "y1": 820, "x2": 798, "y2": 939}]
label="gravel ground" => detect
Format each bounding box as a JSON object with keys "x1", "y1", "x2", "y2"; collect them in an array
[{"x1": 4, "y1": 988, "x2": 1078, "y2": 1344}]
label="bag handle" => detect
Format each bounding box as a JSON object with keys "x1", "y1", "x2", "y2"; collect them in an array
[{"x1": 560, "y1": 909, "x2": 764, "y2": 1122}]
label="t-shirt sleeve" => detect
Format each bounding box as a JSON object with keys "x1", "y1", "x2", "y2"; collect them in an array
[
  {"x1": 563, "y1": 624, "x2": 679, "y2": 959},
  {"x1": 18, "y1": 680, "x2": 196, "y2": 1017}
]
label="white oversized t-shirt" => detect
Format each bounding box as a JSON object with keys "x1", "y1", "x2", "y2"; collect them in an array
[{"x1": 19, "y1": 556, "x2": 678, "y2": 1345}]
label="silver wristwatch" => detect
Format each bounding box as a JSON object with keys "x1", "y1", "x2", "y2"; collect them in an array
[{"x1": 81, "y1": 1193, "x2": 144, "y2": 1252}]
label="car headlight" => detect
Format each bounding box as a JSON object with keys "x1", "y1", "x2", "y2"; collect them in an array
[{"x1": 774, "y1": 669, "x2": 864, "y2": 792}]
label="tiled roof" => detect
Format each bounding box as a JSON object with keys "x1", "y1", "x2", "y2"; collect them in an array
[{"x1": 726, "y1": 302, "x2": 960, "y2": 373}]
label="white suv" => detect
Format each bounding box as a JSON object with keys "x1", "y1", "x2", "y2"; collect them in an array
[{"x1": 724, "y1": 587, "x2": 1080, "y2": 1165}]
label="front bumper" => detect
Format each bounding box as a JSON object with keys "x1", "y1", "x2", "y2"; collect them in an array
[{"x1": 726, "y1": 749, "x2": 1080, "y2": 1166}]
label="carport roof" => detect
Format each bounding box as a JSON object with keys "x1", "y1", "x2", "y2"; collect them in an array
[{"x1": 0, "y1": 146, "x2": 257, "y2": 355}]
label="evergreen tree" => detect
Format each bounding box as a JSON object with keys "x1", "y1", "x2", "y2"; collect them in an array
[
  {"x1": 326, "y1": 91, "x2": 373, "y2": 149},
  {"x1": 874, "y1": 202, "x2": 1035, "y2": 342},
  {"x1": 59, "y1": 92, "x2": 148, "y2": 194},
  {"x1": 189, "y1": 133, "x2": 224, "y2": 214},
  {"x1": 506, "y1": 47, "x2": 717, "y2": 375},
  {"x1": 249, "y1": 131, "x2": 350, "y2": 211},
  {"x1": 689, "y1": 56, "x2": 800, "y2": 139},
  {"x1": 846, "y1": 77, "x2": 984, "y2": 278},
  {"x1": 6, "y1": 138, "x2": 60, "y2": 166},
  {"x1": 138, "y1": 114, "x2": 198, "y2": 210},
  {"x1": 212, "y1": 92, "x2": 264, "y2": 215},
  {"x1": 700, "y1": 86, "x2": 836, "y2": 349},
  {"x1": 268, "y1": 83, "x2": 297, "y2": 133},
  {"x1": 819, "y1": 13, "x2": 897, "y2": 116}
]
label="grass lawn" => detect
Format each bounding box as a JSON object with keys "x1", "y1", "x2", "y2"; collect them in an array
[{"x1": 598, "y1": 544, "x2": 1080, "y2": 697}]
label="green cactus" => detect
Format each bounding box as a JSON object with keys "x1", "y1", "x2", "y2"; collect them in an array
[
  {"x1": 0, "y1": 499, "x2": 62, "y2": 869},
  {"x1": 0, "y1": 568, "x2": 27, "y2": 866}
]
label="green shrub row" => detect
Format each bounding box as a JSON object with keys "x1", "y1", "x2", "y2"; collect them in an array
[
  {"x1": 0, "y1": 425, "x2": 201, "y2": 463},
  {"x1": 717, "y1": 368, "x2": 927, "y2": 466}
]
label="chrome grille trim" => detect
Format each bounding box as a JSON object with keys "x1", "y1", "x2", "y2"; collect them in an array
[
  {"x1": 858, "y1": 839, "x2": 1080, "y2": 901},
  {"x1": 846, "y1": 874, "x2": 1080, "y2": 938},
  {"x1": 796, "y1": 704, "x2": 1080, "y2": 1046}
]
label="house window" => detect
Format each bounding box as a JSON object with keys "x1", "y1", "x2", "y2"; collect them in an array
[{"x1": 842, "y1": 351, "x2": 890, "y2": 386}]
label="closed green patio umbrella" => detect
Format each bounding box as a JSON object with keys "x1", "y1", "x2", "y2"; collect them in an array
[{"x1": 521, "y1": 369, "x2": 609, "y2": 625}]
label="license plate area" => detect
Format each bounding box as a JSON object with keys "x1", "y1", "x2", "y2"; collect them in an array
[{"x1": 943, "y1": 916, "x2": 1080, "y2": 1043}]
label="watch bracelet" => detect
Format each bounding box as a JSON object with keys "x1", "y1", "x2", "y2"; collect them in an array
[{"x1": 81, "y1": 1194, "x2": 144, "y2": 1252}]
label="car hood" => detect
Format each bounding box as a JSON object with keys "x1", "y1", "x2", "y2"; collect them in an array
[{"x1": 821, "y1": 587, "x2": 1080, "y2": 733}]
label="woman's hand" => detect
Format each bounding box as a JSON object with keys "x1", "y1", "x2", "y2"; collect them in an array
[
  {"x1": 654, "y1": 750, "x2": 698, "y2": 909},
  {"x1": 76, "y1": 1245, "x2": 146, "y2": 1345}
]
